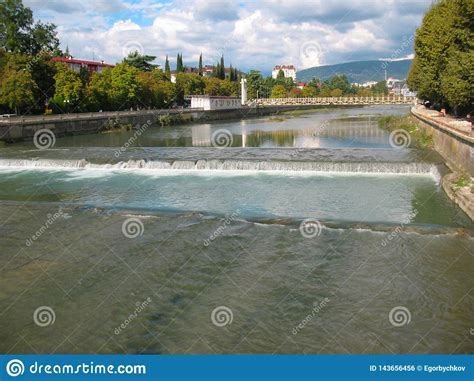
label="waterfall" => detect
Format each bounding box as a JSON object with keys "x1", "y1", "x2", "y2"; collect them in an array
[{"x1": 0, "y1": 158, "x2": 441, "y2": 180}]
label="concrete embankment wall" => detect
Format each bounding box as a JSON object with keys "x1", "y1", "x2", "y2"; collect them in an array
[
  {"x1": 0, "y1": 105, "x2": 334, "y2": 143},
  {"x1": 411, "y1": 107, "x2": 474, "y2": 176}
]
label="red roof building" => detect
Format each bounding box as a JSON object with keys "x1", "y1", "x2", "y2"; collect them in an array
[{"x1": 52, "y1": 57, "x2": 114, "y2": 76}]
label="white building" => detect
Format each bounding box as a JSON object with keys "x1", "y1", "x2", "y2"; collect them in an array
[
  {"x1": 189, "y1": 95, "x2": 241, "y2": 111},
  {"x1": 272, "y1": 64, "x2": 297, "y2": 81},
  {"x1": 386, "y1": 77, "x2": 402, "y2": 89},
  {"x1": 361, "y1": 80, "x2": 378, "y2": 88}
]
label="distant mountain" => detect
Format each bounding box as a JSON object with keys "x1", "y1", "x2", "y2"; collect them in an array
[{"x1": 297, "y1": 59, "x2": 413, "y2": 84}]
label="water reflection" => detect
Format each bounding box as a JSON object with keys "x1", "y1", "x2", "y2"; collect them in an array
[
  {"x1": 0, "y1": 105, "x2": 408, "y2": 150},
  {"x1": 191, "y1": 117, "x2": 391, "y2": 148}
]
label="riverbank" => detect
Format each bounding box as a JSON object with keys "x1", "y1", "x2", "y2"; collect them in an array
[{"x1": 410, "y1": 105, "x2": 474, "y2": 221}]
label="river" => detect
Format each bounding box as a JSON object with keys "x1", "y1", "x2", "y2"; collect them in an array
[{"x1": 0, "y1": 105, "x2": 472, "y2": 354}]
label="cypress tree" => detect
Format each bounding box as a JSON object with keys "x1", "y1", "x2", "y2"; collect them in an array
[
  {"x1": 176, "y1": 53, "x2": 183, "y2": 73},
  {"x1": 219, "y1": 55, "x2": 225, "y2": 80},
  {"x1": 165, "y1": 55, "x2": 170, "y2": 77},
  {"x1": 198, "y1": 53, "x2": 203, "y2": 76}
]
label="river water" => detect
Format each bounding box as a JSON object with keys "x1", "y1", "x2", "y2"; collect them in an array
[{"x1": 0, "y1": 106, "x2": 472, "y2": 354}]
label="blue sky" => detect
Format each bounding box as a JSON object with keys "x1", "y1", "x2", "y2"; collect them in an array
[{"x1": 24, "y1": 0, "x2": 433, "y2": 73}]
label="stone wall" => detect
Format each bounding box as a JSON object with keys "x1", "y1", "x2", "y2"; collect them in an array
[{"x1": 411, "y1": 107, "x2": 474, "y2": 176}]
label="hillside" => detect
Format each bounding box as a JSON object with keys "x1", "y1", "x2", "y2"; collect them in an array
[{"x1": 297, "y1": 59, "x2": 413, "y2": 83}]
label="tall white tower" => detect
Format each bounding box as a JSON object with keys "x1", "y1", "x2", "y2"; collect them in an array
[{"x1": 241, "y1": 78, "x2": 247, "y2": 105}]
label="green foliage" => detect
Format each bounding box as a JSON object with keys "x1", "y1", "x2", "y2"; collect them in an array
[
  {"x1": 0, "y1": 0, "x2": 60, "y2": 55},
  {"x1": 0, "y1": 54, "x2": 38, "y2": 113},
  {"x1": 137, "y1": 71, "x2": 175, "y2": 108},
  {"x1": 271, "y1": 85, "x2": 287, "y2": 98},
  {"x1": 301, "y1": 86, "x2": 317, "y2": 97},
  {"x1": 453, "y1": 175, "x2": 470, "y2": 188},
  {"x1": 50, "y1": 63, "x2": 84, "y2": 112},
  {"x1": 378, "y1": 115, "x2": 434, "y2": 148},
  {"x1": 86, "y1": 69, "x2": 112, "y2": 111},
  {"x1": 109, "y1": 63, "x2": 140, "y2": 109},
  {"x1": 176, "y1": 53, "x2": 184, "y2": 73},
  {"x1": 277, "y1": 69, "x2": 285, "y2": 79},
  {"x1": 164, "y1": 55, "x2": 170, "y2": 78},
  {"x1": 122, "y1": 51, "x2": 157, "y2": 72},
  {"x1": 324, "y1": 75, "x2": 351, "y2": 94},
  {"x1": 175, "y1": 72, "x2": 205, "y2": 104},
  {"x1": 371, "y1": 80, "x2": 388, "y2": 95},
  {"x1": 407, "y1": 0, "x2": 473, "y2": 112}
]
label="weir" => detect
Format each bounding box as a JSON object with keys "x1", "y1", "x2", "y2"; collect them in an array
[{"x1": 0, "y1": 158, "x2": 442, "y2": 181}]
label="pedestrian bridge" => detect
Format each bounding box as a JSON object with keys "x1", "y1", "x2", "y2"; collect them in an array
[{"x1": 251, "y1": 96, "x2": 416, "y2": 106}]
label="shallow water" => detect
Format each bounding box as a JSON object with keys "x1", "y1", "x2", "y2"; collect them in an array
[{"x1": 0, "y1": 106, "x2": 472, "y2": 354}]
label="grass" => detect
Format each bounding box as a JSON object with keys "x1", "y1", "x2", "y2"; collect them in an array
[
  {"x1": 378, "y1": 115, "x2": 434, "y2": 148},
  {"x1": 282, "y1": 108, "x2": 332, "y2": 116},
  {"x1": 453, "y1": 175, "x2": 470, "y2": 188}
]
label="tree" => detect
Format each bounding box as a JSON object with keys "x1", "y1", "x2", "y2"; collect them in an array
[
  {"x1": 86, "y1": 68, "x2": 112, "y2": 111},
  {"x1": 198, "y1": 53, "x2": 203, "y2": 76},
  {"x1": 0, "y1": 55, "x2": 38, "y2": 113},
  {"x1": 27, "y1": 51, "x2": 57, "y2": 110},
  {"x1": 122, "y1": 51, "x2": 157, "y2": 71},
  {"x1": 164, "y1": 55, "x2": 171, "y2": 78},
  {"x1": 324, "y1": 75, "x2": 351, "y2": 94},
  {"x1": 219, "y1": 55, "x2": 225, "y2": 80},
  {"x1": 246, "y1": 70, "x2": 264, "y2": 99},
  {"x1": 137, "y1": 71, "x2": 176, "y2": 108},
  {"x1": 50, "y1": 63, "x2": 84, "y2": 113},
  {"x1": 0, "y1": 0, "x2": 60, "y2": 55},
  {"x1": 271, "y1": 85, "x2": 287, "y2": 98},
  {"x1": 288, "y1": 88, "x2": 302, "y2": 98},
  {"x1": 301, "y1": 86, "x2": 317, "y2": 97},
  {"x1": 330, "y1": 88, "x2": 343, "y2": 97},
  {"x1": 175, "y1": 72, "x2": 205, "y2": 104},
  {"x1": 407, "y1": 0, "x2": 473, "y2": 113},
  {"x1": 109, "y1": 63, "x2": 140, "y2": 110},
  {"x1": 371, "y1": 80, "x2": 388, "y2": 95},
  {"x1": 176, "y1": 53, "x2": 184, "y2": 73},
  {"x1": 277, "y1": 69, "x2": 285, "y2": 79}
]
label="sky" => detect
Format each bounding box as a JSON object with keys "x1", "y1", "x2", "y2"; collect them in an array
[{"x1": 24, "y1": 0, "x2": 433, "y2": 73}]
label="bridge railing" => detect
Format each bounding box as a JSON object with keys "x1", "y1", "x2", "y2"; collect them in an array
[{"x1": 251, "y1": 96, "x2": 416, "y2": 106}]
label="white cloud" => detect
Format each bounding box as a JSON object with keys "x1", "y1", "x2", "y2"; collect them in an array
[{"x1": 24, "y1": 0, "x2": 432, "y2": 72}]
